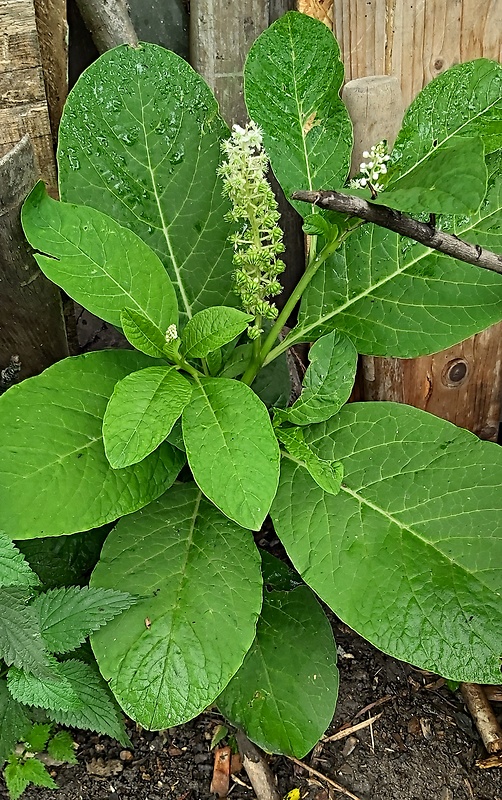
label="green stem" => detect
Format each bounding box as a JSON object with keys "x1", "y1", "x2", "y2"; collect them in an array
[{"x1": 241, "y1": 235, "x2": 342, "y2": 385}]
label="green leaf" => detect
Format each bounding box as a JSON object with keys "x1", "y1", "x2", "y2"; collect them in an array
[
  {"x1": 182, "y1": 379, "x2": 280, "y2": 529},
  {"x1": 0, "y1": 350, "x2": 185, "y2": 538},
  {"x1": 276, "y1": 427, "x2": 343, "y2": 496},
  {"x1": 374, "y1": 136, "x2": 488, "y2": 215},
  {"x1": 0, "y1": 534, "x2": 39, "y2": 589},
  {"x1": 22, "y1": 723, "x2": 52, "y2": 753},
  {"x1": 251, "y1": 352, "x2": 291, "y2": 410},
  {"x1": 33, "y1": 586, "x2": 135, "y2": 654},
  {"x1": 7, "y1": 663, "x2": 82, "y2": 713},
  {"x1": 206, "y1": 348, "x2": 223, "y2": 376},
  {"x1": 22, "y1": 182, "x2": 178, "y2": 331},
  {"x1": 389, "y1": 59, "x2": 502, "y2": 187},
  {"x1": 90, "y1": 484, "x2": 263, "y2": 729},
  {"x1": 58, "y1": 42, "x2": 235, "y2": 325},
  {"x1": 281, "y1": 331, "x2": 357, "y2": 425},
  {"x1": 0, "y1": 679, "x2": 31, "y2": 765},
  {"x1": 271, "y1": 402, "x2": 502, "y2": 683},
  {"x1": 46, "y1": 660, "x2": 130, "y2": 746},
  {"x1": 181, "y1": 307, "x2": 253, "y2": 359},
  {"x1": 6, "y1": 756, "x2": 57, "y2": 797},
  {"x1": 294, "y1": 151, "x2": 502, "y2": 357},
  {"x1": 260, "y1": 550, "x2": 300, "y2": 592},
  {"x1": 218, "y1": 555, "x2": 338, "y2": 757},
  {"x1": 0, "y1": 589, "x2": 56, "y2": 679},
  {"x1": 4, "y1": 756, "x2": 30, "y2": 800},
  {"x1": 244, "y1": 11, "x2": 352, "y2": 217},
  {"x1": 103, "y1": 366, "x2": 193, "y2": 468},
  {"x1": 47, "y1": 731, "x2": 77, "y2": 764},
  {"x1": 120, "y1": 308, "x2": 171, "y2": 359}
]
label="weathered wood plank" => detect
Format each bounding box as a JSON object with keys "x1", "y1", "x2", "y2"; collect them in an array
[
  {"x1": 0, "y1": 0, "x2": 57, "y2": 192},
  {"x1": 33, "y1": 0, "x2": 68, "y2": 144},
  {"x1": 297, "y1": 0, "x2": 332, "y2": 26},
  {"x1": 0, "y1": 137, "x2": 68, "y2": 386}
]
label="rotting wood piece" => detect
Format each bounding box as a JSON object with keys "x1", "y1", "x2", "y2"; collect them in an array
[
  {"x1": 461, "y1": 683, "x2": 502, "y2": 755},
  {"x1": 74, "y1": 0, "x2": 138, "y2": 53},
  {"x1": 0, "y1": 136, "x2": 68, "y2": 385}
]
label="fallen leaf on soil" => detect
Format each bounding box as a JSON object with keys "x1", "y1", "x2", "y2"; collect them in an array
[
  {"x1": 230, "y1": 752, "x2": 242, "y2": 774},
  {"x1": 86, "y1": 757, "x2": 124, "y2": 777},
  {"x1": 210, "y1": 745, "x2": 231, "y2": 797}
]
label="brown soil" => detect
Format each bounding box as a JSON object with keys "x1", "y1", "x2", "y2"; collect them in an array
[{"x1": 2, "y1": 619, "x2": 501, "y2": 800}]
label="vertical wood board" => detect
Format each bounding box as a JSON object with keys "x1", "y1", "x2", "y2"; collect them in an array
[
  {"x1": 0, "y1": 0, "x2": 57, "y2": 192},
  {"x1": 33, "y1": 0, "x2": 68, "y2": 145}
]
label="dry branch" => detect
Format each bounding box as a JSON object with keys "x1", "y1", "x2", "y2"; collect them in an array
[
  {"x1": 74, "y1": 0, "x2": 138, "y2": 52},
  {"x1": 287, "y1": 756, "x2": 362, "y2": 800},
  {"x1": 461, "y1": 683, "x2": 502, "y2": 754},
  {"x1": 235, "y1": 731, "x2": 280, "y2": 800},
  {"x1": 291, "y1": 189, "x2": 502, "y2": 275}
]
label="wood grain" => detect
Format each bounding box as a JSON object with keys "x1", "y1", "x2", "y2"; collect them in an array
[
  {"x1": 297, "y1": 0, "x2": 333, "y2": 27},
  {"x1": 33, "y1": 0, "x2": 68, "y2": 144},
  {"x1": 0, "y1": 0, "x2": 56, "y2": 192},
  {"x1": 0, "y1": 137, "x2": 68, "y2": 384}
]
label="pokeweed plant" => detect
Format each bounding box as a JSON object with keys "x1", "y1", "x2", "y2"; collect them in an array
[
  {"x1": 0, "y1": 10, "x2": 501, "y2": 759},
  {"x1": 0, "y1": 533, "x2": 133, "y2": 798}
]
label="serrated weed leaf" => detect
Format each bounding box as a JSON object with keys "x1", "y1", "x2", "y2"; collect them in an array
[
  {"x1": 5, "y1": 755, "x2": 57, "y2": 799},
  {"x1": 7, "y1": 663, "x2": 82, "y2": 713},
  {"x1": 47, "y1": 731, "x2": 77, "y2": 764},
  {"x1": 219, "y1": 555, "x2": 338, "y2": 757},
  {"x1": 271, "y1": 402, "x2": 502, "y2": 683},
  {"x1": 181, "y1": 307, "x2": 253, "y2": 359},
  {"x1": 58, "y1": 43, "x2": 236, "y2": 325},
  {"x1": 0, "y1": 534, "x2": 39, "y2": 589},
  {"x1": 245, "y1": 11, "x2": 352, "y2": 216},
  {"x1": 0, "y1": 680, "x2": 31, "y2": 765},
  {"x1": 33, "y1": 586, "x2": 135, "y2": 654},
  {"x1": 22, "y1": 183, "x2": 178, "y2": 331},
  {"x1": 121, "y1": 308, "x2": 170, "y2": 359},
  {"x1": 46, "y1": 660, "x2": 130, "y2": 746},
  {"x1": 282, "y1": 331, "x2": 357, "y2": 425},
  {"x1": 22, "y1": 723, "x2": 53, "y2": 753},
  {"x1": 103, "y1": 367, "x2": 192, "y2": 468},
  {"x1": 90, "y1": 484, "x2": 262, "y2": 729},
  {"x1": 0, "y1": 350, "x2": 185, "y2": 538},
  {"x1": 0, "y1": 589, "x2": 57, "y2": 679},
  {"x1": 182, "y1": 378, "x2": 280, "y2": 530}
]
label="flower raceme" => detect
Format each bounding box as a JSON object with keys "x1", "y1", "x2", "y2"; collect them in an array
[
  {"x1": 218, "y1": 122, "x2": 285, "y2": 340},
  {"x1": 349, "y1": 140, "x2": 391, "y2": 193}
]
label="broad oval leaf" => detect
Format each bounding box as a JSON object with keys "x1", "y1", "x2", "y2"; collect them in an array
[
  {"x1": 90, "y1": 484, "x2": 263, "y2": 729},
  {"x1": 182, "y1": 378, "x2": 280, "y2": 530},
  {"x1": 389, "y1": 59, "x2": 502, "y2": 186},
  {"x1": 103, "y1": 366, "x2": 192, "y2": 468},
  {"x1": 0, "y1": 350, "x2": 185, "y2": 538},
  {"x1": 282, "y1": 331, "x2": 357, "y2": 425},
  {"x1": 294, "y1": 151, "x2": 502, "y2": 357},
  {"x1": 218, "y1": 555, "x2": 338, "y2": 757},
  {"x1": 120, "y1": 308, "x2": 170, "y2": 359},
  {"x1": 271, "y1": 402, "x2": 502, "y2": 683},
  {"x1": 244, "y1": 11, "x2": 352, "y2": 216},
  {"x1": 22, "y1": 183, "x2": 177, "y2": 330},
  {"x1": 181, "y1": 307, "x2": 253, "y2": 359},
  {"x1": 58, "y1": 42, "x2": 236, "y2": 324}
]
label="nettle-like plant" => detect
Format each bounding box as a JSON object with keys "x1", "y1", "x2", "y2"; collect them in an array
[
  {"x1": 0, "y1": 533, "x2": 132, "y2": 797},
  {"x1": 1, "y1": 11, "x2": 501, "y2": 758}
]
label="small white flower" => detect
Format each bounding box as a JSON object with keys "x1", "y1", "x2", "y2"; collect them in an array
[{"x1": 165, "y1": 324, "x2": 178, "y2": 343}]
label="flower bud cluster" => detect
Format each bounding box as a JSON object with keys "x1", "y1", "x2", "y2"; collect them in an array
[
  {"x1": 350, "y1": 141, "x2": 390, "y2": 193},
  {"x1": 218, "y1": 122, "x2": 285, "y2": 340}
]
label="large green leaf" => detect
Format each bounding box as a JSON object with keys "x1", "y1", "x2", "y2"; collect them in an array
[
  {"x1": 294, "y1": 151, "x2": 502, "y2": 357},
  {"x1": 244, "y1": 11, "x2": 352, "y2": 217},
  {"x1": 103, "y1": 366, "x2": 192, "y2": 468},
  {"x1": 218, "y1": 554, "x2": 338, "y2": 757},
  {"x1": 90, "y1": 484, "x2": 263, "y2": 729},
  {"x1": 181, "y1": 307, "x2": 253, "y2": 359},
  {"x1": 374, "y1": 136, "x2": 488, "y2": 215},
  {"x1": 389, "y1": 59, "x2": 502, "y2": 188},
  {"x1": 279, "y1": 331, "x2": 357, "y2": 425},
  {"x1": 0, "y1": 350, "x2": 185, "y2": 538},
  {"x1": 22, "y1": 183, "x2": 177, "y2": 330},
  {"x1": 58, "y1": 42, "x2": 235, "y2": 324},
  {"x1": 271, "y1": 402, "x2": 502, "y2": 683},
  {"x1": 182, "y1": 379, "x2": 280, "y2": 529}
]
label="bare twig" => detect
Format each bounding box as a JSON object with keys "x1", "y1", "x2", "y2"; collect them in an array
[
  {"x1": 461, "y1": 683, "x2": 502, "y2": 754},
  {"x1": 75, "y1": 0, "x2": 138, "y2": 52},
  {"x1": 235, "y1": 731, "x2": 280, "y2": 800},
  {"x1": 287, "y1": 756, "x2": 362, "y2": 800},
  {"x1": 323, "y1": 712, "x2": 383, "y2": 743},
  {"x1": 351, "y1": 695, "x2": 392, "y2": 721},
  {"x1": 291, "y1": 189, "x2": 502, "y2": 275}
]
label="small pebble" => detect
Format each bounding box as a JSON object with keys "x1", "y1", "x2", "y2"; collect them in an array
[{"x1": 119, "y1": 750, "x2": 134, "y2": 762}]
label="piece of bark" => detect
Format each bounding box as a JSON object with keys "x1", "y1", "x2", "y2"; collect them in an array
[
  {"x1": 210, "y1": 746, "x2": 232, "y2": 797},
  {"x1": 33, "y1": 0, "x2": 68, "y2": 144},
  {"x1": 74, "y1": 0, "x2": 138, "y2": 53},
  {"x1": 235, "y1": 730, "x2": 281, "y2": 800},
  {"x1": 0, "y1": 136, "x2": 68, "y2": 386},
  {"x1": 461, "y1": 683, "x2": 502, "y2": 755}
]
